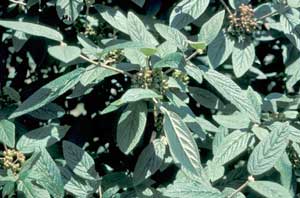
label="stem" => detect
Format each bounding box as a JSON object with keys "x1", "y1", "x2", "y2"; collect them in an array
[
  {"x1": 9, "y1": 0, "x2": 26, "y2": 6},
  {"x1": 220, "y1": 0, "x2": 233, "y2": 15},
  {"x1": 228, "y1": 176, "x2": 254, "y2": 198},
  {"x1": 98, "y1": 186, "x2": 102, "y2": 198},
  {"x1": 258, "y1": 5, "x2": 289, "y2": 21},
  {"x1": 3, "y1": 144, "x2": 8, "y2": 151},
  {"x1": 79, "y1": 54, "x2": 133, "y2": 78}
]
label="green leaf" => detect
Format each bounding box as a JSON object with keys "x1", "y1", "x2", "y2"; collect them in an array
[
  {"x1": 247, "y1": 122, "x2": 290, "y2": 176},
  {"x1": 184, "y1": 64, "x2": 203, "y2": 84},
  {"x1": 208, "y1": 30, "x2": 234, "y2": 68},
  {"x1": 56, "y1": 0, "x2": 84, "y2": 24},
  {"x1": 169, "y1": 0, "x2": 210, "y2": 30},
  {"x1": 213, "y1": 112, "x2": 251, "y2": 129},
  {"x1": 63, "y1": 141, "x2": 98, "y2": 180},
  {"x1": 17, "y1": 180, "x2": 51, "y2": 198},
  {"x1": 274, "y1": 152, "x2": 293, "y2": 190},
  {"x1": 2, "y1": 182, "x2": 15, "y2": 198},
  {"x1": 133, "y1": 139, "x2": 166, "y2": 185},
  {"x1": 229, "y1": 0, "x2": 250, "y2": 9},
  {"x1": 212, "y1": 127, "x2": 228, "y2": 155},
  {"x1": 198, "y1": 10, "x2": 225, "y2": 45},
  {"x1": 17, "y1": 125, "x2": 70, "y2": 153},
  {"x1": 206, "y1": 160, "x2": 224, "y2": 182},
  {"x1": 48, "y1": 45, "x2": 81, "y2": 63},
  {"x1": 95, "y1": 4, "x2": 129, "y2": 34},
  {"x1": 30, "y1": 149, "x2": 64, "y2": 198},
  {"x1": 213, "y1": 130, "x2": 253, "y2": 165},
  {"x1": 246, "y1": 86, "x2": 262, "y2": 116},
  {"x1": 0, "y1": 120, "x2": 15, "y2": 148},
  {"x1": 248, "y1": 181, "x2": 293, "y2": 198},
  {"x1": 162, "y1": 181, "x2": 224, "y2": 198},
  {"x1": 286, "y1": 57, "x2": 300, "y2": 89},
  {"x1": 29, "y1": 103, "x2": 65, "y2": 120},
  {"x1": 117, "y1": 101, "x2": 148, "y2": 154},
  {"x1": 120, "y1": 88, "x2": 162, "y2": 103},
  {"x1": 189, "y1": 87, "x2": 224, "y2": 110},
  {"x1": 155, "y1": 24, "x2": 188, "y2": 51},
  {"x1": 232, "y1": 40, "x2": 255, "y2": 77},
  {"x1": 131, "y1": 0, "x2": 145, "y2": 7},
  {"x1": 203, "y1": 68, "x2": 260, "y2": 123},
  {"x1": 157, "y1": 41, "x2": 178, "y2": 58},
  {"x1": 127, "y1": 12, "x2": 158, "y2": 46},
  {"x1": 9, "y1": 68, "x2": 84, "y2": 119},
  {"x1": 124, "y1": 48, "x2": 147, "y2": 67},
  {"x1": 153, "y1": 52, "x2": 184, "y2": 69},
  {"x1": 0, "y1": 20, "x2": 63, "y2": 41},
  {"x1": 162, "y1": 109, "x2": 202, "y2": 175},
  {"x1": 287, "y1": 0, "x2": 300, "y2": 8}
]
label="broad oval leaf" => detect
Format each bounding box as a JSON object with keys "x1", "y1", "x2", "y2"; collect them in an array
[
  {"x1": 189, "y1": 87, "x2": 224, "y2": 110},
  {"x1": 56, "y1": 0, "x2": 84, "y2": 25},
  {"x1": 0, "y1": 120, "x2": 15, "y2": 148},
  {"x1": 203, "y1": 68, "x2": 260, "y2": 123},
  {"x1": 133, "y1": 139, "x2": 166, "y2": 185},
  {"x1": 162, "y1": 109, "x2": 202, "y2": 175},
  {"x1": 17, "y1": 125, "x2": 70, "y2": 153},
  {"x1": 29, "y1": 103, "x2": 65, "y2": 120},
  {"x1": 17, "y1": 180, "x2": 51, "y2": 198},
  {"x1": 248, "y1": 181, "x2": 293, "y2": 198},
  {"x1": 9, "y1": 68, "x2": 84, "y2": 119},
  {"x1": 63, "y1": 141, "x2": 98, "y2": 180},
  {"x1": 232, "y1": 40, "x2": 255, "y2": 78},
  {"x1": 117, "y1": 101, "x2": 148, "y2": 154},
  {"x1": 213, "y1": 112, "x2": 251, "y2": 129},
  {"x1": 0, "y1": 20, "x2": 63, "y2": 41},
  {"x1": 247, "y1": 122, "x2": 290, "y2": 175},
  {"x1": 169, "y1": 0, "x2": 210, "y2": 30},
  {"x1": 153, "y1": 52, "x2": 184, "y2": 69},
  {"x1": 120, "y1": 88, "x2": 162, "y2": 103},
  {"x1": 48, "y1": 45, "x2": 81, "y2": 63}
]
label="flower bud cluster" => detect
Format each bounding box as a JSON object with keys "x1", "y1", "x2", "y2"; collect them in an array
[
  {"x1": 172, "y1": 69, "x2": 190, "y2": 85},
  {"x1": 228, "y1": 4, "x2": 258, "y2": 36},
  {"x1": 2, "y1": 149, "x2": 26, "y2": 174},
  {"x1": 101, "y1": 50, "x2": 124, "y2": 66}
]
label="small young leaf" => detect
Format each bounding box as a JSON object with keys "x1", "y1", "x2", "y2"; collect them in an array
[
  {"x1": 117, "y1": 101, "x2": 148, "y2": 154},
  {"x1": 248, "y1": 122, "x2": 290, "y2": 175},
  {"x1": 0, "y1": 119, "x2": 15, "y2": 148},
  {"x1": 169, "y1": 0, "x2": 210, "y2": 29},
  {"x1": 0, "y1": 20, "x2": 63, "y2": 41}
]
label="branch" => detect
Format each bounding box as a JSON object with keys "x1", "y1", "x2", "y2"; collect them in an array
[
  {"x1": 220, "y1": 0, "x2": 233, "y2": 15},
  {"x1": 79, "y1": 54, "x2": 133, "y2": 78}
]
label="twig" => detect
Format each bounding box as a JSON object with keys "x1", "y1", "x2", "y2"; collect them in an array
[
  {"x1": 228, "y1": 176, "x2": 254, "y2": 198},
  {"x1": 98, "y1": 186, "x2": 102, "y2": 198},
  {"x1": 9, "y1": 0, "x2": 26, "y2": 6},
  {"x1": 3, "y1": 144, "x2": 8, "y2": 151},
  {"x1": 79, "y1": 54, "x2": 133, "y2": 78},
  {"x1": 220, "y1": 0, "x2": 233, "y2": 15}
]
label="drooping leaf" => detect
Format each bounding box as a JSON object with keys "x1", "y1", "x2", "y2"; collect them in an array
[
  {"x1": 248, "y1": 181, "x2": 293, "y2": 198},
  {"x1": 117, "y1": 101, "x2": 148, "y2": 154},
  {"x1": 162, "y1": 109, "x2": 202, "y2": 175},
  {"x1": 63, "y1": 141, "x2": 98, "y2": 180},
  {"x1": 48, "y1": 45, "x2": 81, "y2": 63},
  {"x1": 248, "y1": 122, "x2": 290, "y2": 175},
  {"x1": 133, "y1": 139, "x2": 166, "y2": 185},
  {"x1": 189, "y1": 87, "x2": 224, "y2": 110},
  {"x1": 0, "y1": 120, "x2": 15, "y2": 148},
  {"x1": 0, "y1": 20, "x2": 63, "y2": 41},
  {"x1": 29, "y1": 103, "x2": 65, "y2": 120},
  {"x1": 56, "y1": 0, "x2": 84, "y2": 24},
  {"x1": 9, "y1": 68, "x2": 84, "y2": 119},
  {"x1": 169, "y1": 0, "x2": 210, "y2": 30},
  {"x1": 17, "y1": 125, "x2": 70, "y2": 153},
  {"x1": 198, "y1": 10, "x2": 225, "y2": 45}
]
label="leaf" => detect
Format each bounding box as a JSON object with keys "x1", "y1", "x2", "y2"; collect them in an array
[
  {"x1": 56, "y1": 0, "x2": 84, "y2": 25},
  {"x1": 48, "y1": 45, "x2": 81, "y2": 63},
  {"x1": 162, "y1": 181, "x2": 224, "y2": 198},
  {"x1": 286, "y1": 57, "x2": 300, "y2": 89},
  {"x1": 203, "y1": 68, "x2": 260, "y2": 123},
  {"x1": 184, "y1": 64, "x2": 203, "y2": 84},
  {"x1": 213, "y1": 112, "x2": 251, "y2": 129},
  {"x1": 153, "y1": 52, "x2": 184, "y2": 69},
  {"x1": 157, "y1": 41, "x2": 178, "y2": 58},
  {"x1": 206, "y1": 160, "x2": 224, "y2": 182},
  {"x1": 247, "y1": 122, "x2": 290, "y2": 176},
  {"x1": 274, "y1": 152, "x2": 293, "y2": 190},
  {"x1": 29, "y1": 103, "x2": 65, "y2": 120},
  {"x1": 232, "y1": 39, "x2": 255, "y2": 77},
  {"x1": 17, "y1": 125, "x2": 70, "y2": 154},
  {"x1": 213, "y1": 130, "x2": 253, "y2": 165},
  {"x1": 30, "y1": 149, "x2": 64, "y2": 198},
  {"x1": 0, "y1": 120, "x2": 15, "y2": 148},
  {"x1": 248, "y1": 181, "x2": 293, "y2": 198},
  {"x1": 208, "y1": 30, "x2": 234, "y2": 68},
  {"x1": 229, "y1": 0, "x2": 250, "y2": 9},
  {"x1": 95, "y1": 4, "x2": 129, "y2": 34},
  {"x1": 120, "y1": 88, "x2": 162, "y2": 103},
  {"x1": 155, "y1": 24, "x2": 188, "y2": 51},
  {"x1": 63, "y1": 141, "x2": 98, "y2": 180},
  {"x1": 169, "y1": 0, "x2": 210, "y2": 30},
  {"x1": 133, "y1": 139, "x2": 166, "y2": 185},
  {"x1": 162, "y1": 109, "x2": 202, "y2": 175},
  {"x1": 212, "y1": 127, "x2": 228, "y2": 155},
  {"x1": 131, "y1": 0, "x2": 145, "y2": 8},
  {"x1": 189, "y1": 87, "x2": 224, "y2": 110},
  {"x1": 17, "y1": 180, "x2": 51, "y2": 198},
  {"x1": 117, "y1": 101, "x2": 148, "y2": 154},
  {"x1": 287, "y1": 0, "x2": 300, "y2": 8},
  {"x1": 124, "y1": 48, "x2": 147, "y2": 67},
  {"x1": 9, "y1": 68, "x2": 84, "y2": 119},
  {"x1": 246, "y1": 86, "x2": 262, "y2": 116},
  {"x1": 0, "y1": 20, "x2": 63, "y2": 41},
  {"x1": 127, "y1": 12, "x2": 158, "y2": 46},
  {"x1": 198, "y1": 10, "x2": 225, "y2": 45}
]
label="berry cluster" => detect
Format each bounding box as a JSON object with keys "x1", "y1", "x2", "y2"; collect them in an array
[
  {"x1": 131, "y1": 68, "x2": 169, "y2": 95},
  {"x1": 228, "y1": 4, "x2": 258, "y2": 37},
  {"x1": 101, "y1": 50, "x2": 124, "y2": 66},
  {"x1": 2, "y1": 149, "x2": 26, "y2": 174},
  {"x1": 172, "y1": 69, "x2": 190, "y2": 85}
]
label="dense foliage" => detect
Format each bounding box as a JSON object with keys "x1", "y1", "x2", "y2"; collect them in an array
[{"x1": 1, "y1": 0, "x2": 300, "y2": 197}]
